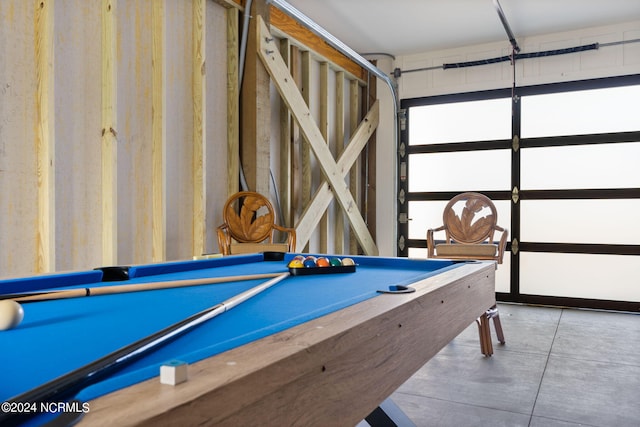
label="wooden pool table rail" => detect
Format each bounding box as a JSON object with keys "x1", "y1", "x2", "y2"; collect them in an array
[{"x1": 81, "y1": 261, "x2": 495, "y2": 426}]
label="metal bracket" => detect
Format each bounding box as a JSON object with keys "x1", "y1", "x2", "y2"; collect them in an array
[{"x1": 512, "y1": 135, "x2": 519, "y2": 152}]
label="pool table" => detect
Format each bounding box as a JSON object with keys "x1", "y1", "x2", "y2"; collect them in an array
[{"x1": 0, "y1": 253, "x2": 495, "y2": 426}]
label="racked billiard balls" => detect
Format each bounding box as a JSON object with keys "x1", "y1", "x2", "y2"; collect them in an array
[
  {"x1": 288, "y1": 259, "x2": 304, "y2": 268},
  {"x1": 303, "y1": 258, "x2": 317, "y2": 268},
  {"x1": 316, "y1": 257, "x2": 330, "y2": 267}
]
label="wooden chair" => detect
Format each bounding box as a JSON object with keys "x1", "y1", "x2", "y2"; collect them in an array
[
  {"x1": 426, "y1": 192, "x2": 507, "y2": 356},
  {"x1": 216, "y1": 191, "x2": 296, "y2": 256}
]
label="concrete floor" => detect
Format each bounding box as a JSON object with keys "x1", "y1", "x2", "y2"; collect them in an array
[{"x1": 390, "y1": 303, "x2": 640, "y2": 427}]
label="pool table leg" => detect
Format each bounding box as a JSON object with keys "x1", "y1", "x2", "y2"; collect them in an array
[{"x1": 360, "y1": 398, "x2": 416, "y2": 427}]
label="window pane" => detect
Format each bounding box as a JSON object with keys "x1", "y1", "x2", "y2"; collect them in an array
[
  {"x1": 408, "y1": 200, "x2": 511, "y2": 242},
  {"x1": 408, "y1": 98, "x2": 511, "y2": 145},
  {"x1": 521, "y1": 142, "x2": 640, "y2": 190},
  {"x1": 407, "y1": 201, "x2": 448, "y2": 240},
  {"x1": 408, "y1": 248, "x2": 428, "y2": 259},
  {"x1": 495, "y1": 257, "x2": 510, "y2": 294},
  {"x1": 520, "y1": 253, "x2": 640, "y2": 301},
  {"x1": 408, "y1": 248, "x2": 510, "y2": 293},
  {"x1": 521, "y1": 85, "x2": 640, "y2": 138},
  {"x1": 408, "y1": 150, "x2": 511, "y2": 192},
  {"x1": 521, "y1": 200, "x2": 640, "y2": 245}
]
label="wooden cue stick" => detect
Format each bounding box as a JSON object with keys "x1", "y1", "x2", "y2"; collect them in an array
[
  {"x1": 1, "y1": 272, "x2": 285, "y2": 303},
  {"x1": 0, "y1": 272, "x2": 290, "y2": 427}
]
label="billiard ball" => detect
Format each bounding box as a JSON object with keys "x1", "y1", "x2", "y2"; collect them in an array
[
  {"x1": 0, "y1": 300, "x2": 24, "y2": 331},
  {"x1": 341, "y1": 258, "x2": 355, "y2": 266},
  {"x1": 316, "y1": 257, "x2": 330, "y2": 267},
  {"x1": 303, "y1": 259, "x2": 316, "y2": 268},
  {"x1": 329, "y1": 258, "x2": 342, "y2": 267},
  {"x1": 288, "y1": 259, "x2": 304, "y2": 268}
]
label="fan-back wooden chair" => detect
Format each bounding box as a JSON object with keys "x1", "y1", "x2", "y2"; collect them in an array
[
  {"x1": 427, "y1": 192, "x2": 508, "y2": 356},
  {"x1": 216, "y1": 191, "x2": 296, "y2": 256}
]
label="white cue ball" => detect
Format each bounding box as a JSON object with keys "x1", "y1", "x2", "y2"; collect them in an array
[{"x1": 0, "y1": 300, "x2": 24, "y2": 331}]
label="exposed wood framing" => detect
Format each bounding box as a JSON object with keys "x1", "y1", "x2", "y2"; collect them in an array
[
  {"x1": 214, "y1": 0, "x2": 367, "y2": 85},
  {"x1": 300, "y1": 51, "x2": 312, "y2": 221},
  {"x1": 294, "y1": 102, "x2": 379, "y2": 253},
  {"x1": 319, "y1": 62, "x2": 330, "y2": 252},
  {"x1": 35, "y1": 0, "x2": 55, "y2": 272},
  {"x1": 290, "y1": 45, "x2": 302, "y2": 221},
  {"x1": 365, "y1": 68, "x2": 377, "y2": 242},
  {"x1": 213, "y1": 0, "x2": 242, "y2": 9},
  {"x1": 257, "y1": 15, "x2": 379, "y2": 255},
  {"x1": 101, "y1": 0, "x2": 118, "y2": 266},
  {"x1": 349, "y1": 79, "x2": 360, "y2": 253},
  {"x1": 269, "y1": 6, "x2": 365, "y2": 81},
  {"x1": 279, "y1": 38, "x2": 292, "y2": 227},
  {"x1": 192, "y1": 0, "x2": 206, "y2": 257},
  {"x1": 334, "y1": 71, "x2": 346, "y2": 254},
  {"x1": 151, "y1": 0, "x2": 166, "y2": 261},
  {"x1": 241, "y1": 0, "x2": 270, "y2": 194},
  {"x1": 226, "y1": 6, "x2": 239, "y2": 197}
]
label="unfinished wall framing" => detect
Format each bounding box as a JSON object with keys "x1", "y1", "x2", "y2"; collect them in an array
[
  {"x1": 0, "y1": 0, "x2": 380, "y2": 277},
  {"x1": 1, "y1": 0, "x2": 232, "y2": 276},
  {"x1": 266, "y1": 8, "x2": 379, "y2": 255}
]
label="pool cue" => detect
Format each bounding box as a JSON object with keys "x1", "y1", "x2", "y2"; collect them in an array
[
  {"x1": 0, "y1": 272, "x2": 290, "y2": 427},
  {"x1": 0, "y1": 272, "x2": 284, "y2": 303}
]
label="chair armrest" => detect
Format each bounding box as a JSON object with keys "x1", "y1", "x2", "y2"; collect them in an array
[
  {"x1": 216, "y1": 224, "x2": 232, "y2": 256},
  {"x1": 494, "y1": 225, "x2": 509, "y2": 264},
  {"x1": 271, "y1": 224, "x2": 297, "y2": 252},
  {"x1": 426, "y1": 225, "x2": 446, "y2": 258}
]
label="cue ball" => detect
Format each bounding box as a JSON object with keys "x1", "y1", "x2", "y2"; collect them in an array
[
  {"x1": 0, "y1": 300, "x2": 24, "y2": 331},
  {"x1": 341, "y1": 258, "x2": 355, "y2": 266}
]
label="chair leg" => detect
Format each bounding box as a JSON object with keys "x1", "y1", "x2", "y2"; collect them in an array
[
  {"x1": 486, "y1": 305, "x2": 506, "y2": 344},
  {"x1": 476, "y1": 314, "x2": 493, "y2": 356},
  {"x1": 477, "y1": 305, "x2": 507, "y2": 356}
]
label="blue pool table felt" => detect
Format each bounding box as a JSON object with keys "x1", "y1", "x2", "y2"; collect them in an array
[{"x1": 0, "y1": 254, "x2": 458, "y2": 407}]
